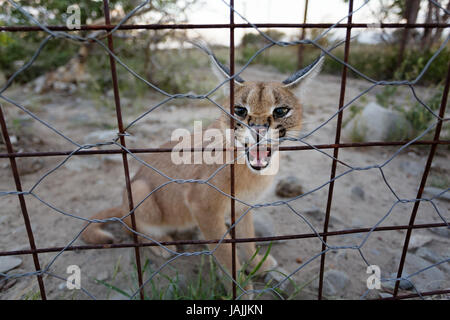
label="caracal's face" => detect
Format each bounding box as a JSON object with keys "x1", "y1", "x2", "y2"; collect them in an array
[{"x1": 230, "y1": 82, "x2": 303, "y2": 174}]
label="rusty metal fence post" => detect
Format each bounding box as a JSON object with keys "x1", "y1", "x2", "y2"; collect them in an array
[
  {"x1": 318, "y1": 0, "x2": 353, "y2": 300},
  {"x1": 229, "y1": 0, "x2": 237, "y2": 300},
  {"x1": 101, "y1": 0, "x2": 145, "y2": 300}
]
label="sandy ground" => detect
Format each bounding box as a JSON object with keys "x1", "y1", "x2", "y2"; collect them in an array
[{"x1": 0, "y1": 66, "x2": 449, "y2": 300}]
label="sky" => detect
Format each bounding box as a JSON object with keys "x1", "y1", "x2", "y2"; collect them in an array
[{"x1": 184, "y1": 0, "x2": 390, "y2": 45}]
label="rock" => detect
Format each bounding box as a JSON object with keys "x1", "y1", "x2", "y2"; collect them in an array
[
  {"x1": 102, "y1": 154, "x2": 123, "y2": 164},
  {"x1": 9, "y1": 135, "x2": 18, "y2": 145},
  {"x1": 388, "y1": 254, "x2": 446, "y2": 291},
  {"x1": 343, "y1": 102, "x2": 412, "y2": 142},
  {"x1": 324, "y1": 269, "x2": 350, "y2": 292},
  {"x1": 378, "y1": 292, "x2": 393, "y2": 299},
  {"x1": 53, "y1": 81, "x2": 77, "y2": 93},
  {"x1": 301, "y1": 206, "x2": 342, "y2": 227},
  {"x1": 264, "y1": 267, "x2": 296, "y2": 297},
  {"x1": 253, "y1": 214, "x2": 275, "y2": 239},
  {"x1": 415, "y1": 247, "x2": 445, "y2": 265},
  {"x1": 351, "y1": 217, "x2": 364, "y2": 228},
  {"x1": 69, "y1": 114, "x2": 90, "y2": 125},
  {"x1": 33, "y1": 75, "x2": 46, "y2": 94},
  {"x1": 370, "y1": 249, "x2": 381, "y2": 256},
  {"x1": 408, "y1": 235, "x2": 433, "y2": 251},
  {"x1": 362, "y1": 290, "x2": 383, "y2": 300},
  {"x1": 333, "y1": 251, "x2": 348, "y2": 264},
  {"x1": 0, "y1": 256, "x2": 22, "y2": 274},
  {"x1": 350, "y1": 186, "x2": 365, "y2": 201},
  {"x1": 428, "y1": 227, "x2": 450, "y2": 238},
  {"x1": 0, "y1": 278, "x2": 17, "y2": 291},
  {"x1": 399, "y1": 161, "x2": 425, "y2": 176},
  {"x1": 312, "y1": 270, "x2": 350, "y2": 298},
  {"x1": 423, "y1": 187, "x2": 450, "y2": 202},
  {"x1": 83, "y1": 130, "x2": 118, "y2": 145},
  {"x1": 66, "y1": 157, "x2": 100, "y2": 172},
  {"x1": 275, "y1": 176, "x2": 304, "y2": 198},
  {"x1": 96, "y1": 271, "x2": 109, "y2": 282},
  {"x1": 164, "y1": 274, "x2": 188, "y2": 299},
  {"x1": 382, "y1": 273, "x2": 414, "y2": 291},
  {"x1": 17, "y1": 158, "x2": 44, "y2": 175},
  {"x1": 302, "y1": 206, "x2": 322, "y2": 216},
  {"x1": 312, "y1": 278, "x2": 337, "y2": 297}
]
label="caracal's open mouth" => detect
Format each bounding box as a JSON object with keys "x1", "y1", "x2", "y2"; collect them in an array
[{"x1": 245, "y1": 143, "x2": 272, "y2": 171}]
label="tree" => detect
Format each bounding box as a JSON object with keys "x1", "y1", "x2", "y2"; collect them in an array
[{"x1": 0, "y1": 0, "x2": 199, "y2": 83}]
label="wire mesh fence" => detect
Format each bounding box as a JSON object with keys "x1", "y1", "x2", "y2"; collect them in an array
[{"x1": 0, "y1": 0, "x2": 449, "y2": 300}]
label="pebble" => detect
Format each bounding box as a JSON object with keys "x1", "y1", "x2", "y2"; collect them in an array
[
  {"x1": 102, "y1": 154, "x2": 123, "y2": 164},
  {"x1": 253, "y1": 214, "x2": 286, "y2": 245},
  {"x1": 0, "y1": 278, "x2": 17, "y2": 291},
  {"x1": 164, "y1": 274, "x2": 188, "y2": 299},
  {"x1": 264, "y1": 267, "x2": 295, "y2": 296},
  {"x1": 312, "y1": 269, "x2": 350, "y2": 298},
  {"x1": 428, "y1": 227, "x2": 450, "y2": 238},
  {"x1": 399, "y1": 161, "x2": 425, "y2": 176},
  {"x1": 301, "y1": 206, "x2": 342, "y2": 227},
  {"x1": 66, "y1": 157, "x2": 101, "y2": 172},
  {"x1": 408, "y1": 235, "x2": 433, "y2": 250},
  {"x1": 324, "y1": 269, "x2": 350, "y2": 291},
  {"x1": 275, "y1": 176, "x2": 304, "y2": 198},
  {"x1": 423, "y1": 187, "x2": 450, "y2": 202},
  {"x1": 96, "y1": 271, "x2": 109, "y2": 281},
  {"x1": 388, "y1": 254, "x2": 445, "y2": 291},
  {"x1": 350, "y1": 186, "x2": 365, "y2": 201},
  {"x1": 415, "y1": 247, "x2": 444, "y2": 264},
  {"x1": 17, "y1": 158, "x2": 44, "y2": 175},
  {"x1": 382, "y1": 273, "x2": 414, "y2": 291},
  {"x1": 378, "y1": 292, "x2": 393, "y2": 299},
  {"x1": 0, "y1": 256, "x2": 22, "y2": 274}
]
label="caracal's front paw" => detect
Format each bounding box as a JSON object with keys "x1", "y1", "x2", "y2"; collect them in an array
[{"x1": 149, "y1": 245, "x2": 175, "y2": 258}]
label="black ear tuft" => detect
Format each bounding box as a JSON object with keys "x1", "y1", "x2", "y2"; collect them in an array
[
  {"x1": 190, "y1": 40, "x2": 245, "y2": 84},
  {"x1": 282, "y1": 55, "x2": 324, "y2": 89}
]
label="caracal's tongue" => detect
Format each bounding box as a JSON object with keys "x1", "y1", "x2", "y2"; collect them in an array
[
  {"x1": 248, "y1": 146, "x2": 270, "y2": 168},
  {"x1": 249, "y1": 148, "x2": 269, "y2": 160}
]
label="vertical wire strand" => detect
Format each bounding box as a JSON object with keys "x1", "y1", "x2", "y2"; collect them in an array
[
  {"x1": 102, "y1": 0, "x2": 144, "y2": 300},
  {"x1": 0, "y1": 106, "x2": 47, "y2": 299},
  {"x1": 229, "y1": 0, "x2": 237, "y2": 300},
  {"x1": 318, "y1": 0, "x2": 354, "y2": 300},
  {"x1": 393, "y1": 61, "x2": 450, "y2": 298}
]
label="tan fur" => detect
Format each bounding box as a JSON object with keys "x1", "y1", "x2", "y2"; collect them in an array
[{"x1": 82, "y1": 77, "x2": 315, "y2": 291}]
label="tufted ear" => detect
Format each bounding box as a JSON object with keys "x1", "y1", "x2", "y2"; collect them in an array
[
  {"x1": 190, "y1": 40, "x2": 245, "y2": 88},
  {"x1": 282, "y1": 55, "x2": 324, "y2": 90}
]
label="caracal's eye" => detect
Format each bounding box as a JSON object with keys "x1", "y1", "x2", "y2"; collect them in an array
[
  {"x1": 273, "y1": 106, "x2": 290, "y2": 118},
  {"x1": 234, "y1": 106, "x2": 247, "y2": 118}
]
